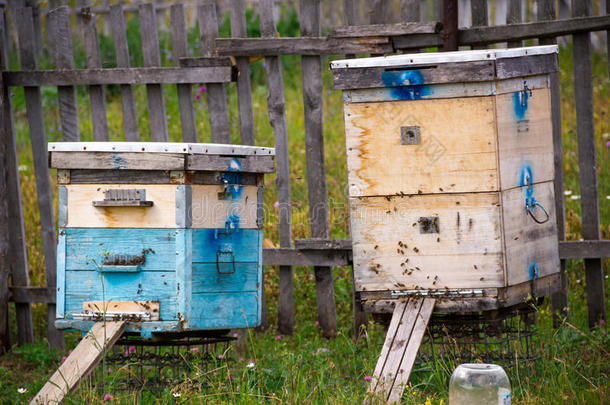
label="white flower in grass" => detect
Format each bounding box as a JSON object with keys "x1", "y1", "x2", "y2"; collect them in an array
[
  {"x1": 172, "y1": 392, "x2": 182, "y2": 398},
  {"x1": 246, "y1": 361, "x2": 255, "y2": 369},
  {"x1": 564, "y1": 190, "x2": 572, "y2": 196},
  {"x1": 17, "y1": 388, "x2": 27, "y2": 394},
  {"x1": 570, "y1": 195, "x2": 580, "y2": 200}
]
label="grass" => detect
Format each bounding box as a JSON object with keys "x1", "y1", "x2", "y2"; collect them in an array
[{"x1": 1, "y1": 10, "x2": 610, "y2": 403}]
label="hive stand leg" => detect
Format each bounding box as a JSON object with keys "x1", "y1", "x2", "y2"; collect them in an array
[
  {"x1": 367, "y1": 298, "x2": 435, "y2": 404},
  {"x1": 31, "y1": 321, "x2": 127, "y2": 405}
]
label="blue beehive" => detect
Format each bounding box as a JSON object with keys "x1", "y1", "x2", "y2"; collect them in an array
[{"x1": 49, "y1": 142, "x2": 275, "y2": 338}]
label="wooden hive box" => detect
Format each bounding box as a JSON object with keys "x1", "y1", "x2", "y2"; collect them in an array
[
  {"x1": 49, "y1": 142, "x2": 275, "y2": 338},
  {"x1": 331, "y1": 46, "x2": 561, "y2": 313}
]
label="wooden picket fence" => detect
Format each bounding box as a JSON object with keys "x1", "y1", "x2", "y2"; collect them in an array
[{"x1": 0, "y1": 0, "x2": 608, "y2": 352}]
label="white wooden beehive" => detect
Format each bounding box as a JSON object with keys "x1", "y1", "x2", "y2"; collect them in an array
[{"x1": 331, "y1": 46, "x2": 561, "y2": 312}]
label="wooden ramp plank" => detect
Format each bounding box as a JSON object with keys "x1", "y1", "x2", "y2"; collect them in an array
[
  {"x1": 368, "y1": 298, "x2": 435, "y2": 404},
  {"x1": 31, "y1": 321, "x2": 127, "y2": 405}
]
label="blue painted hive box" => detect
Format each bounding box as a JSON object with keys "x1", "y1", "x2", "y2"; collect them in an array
[
  {"x1": 331, "y1": 46, "x2": 561, "y2": 312},
  {"x1": 49, "y1": 142, "x2": 275, "y2": 338}
]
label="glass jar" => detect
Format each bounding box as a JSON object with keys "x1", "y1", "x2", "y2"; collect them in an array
[{"x1": 449, "y1": 363, "x2": 511, "y2": 405}]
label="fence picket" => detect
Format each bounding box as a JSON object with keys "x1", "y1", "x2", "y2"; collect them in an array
[
  {"x1": 538, "y1": 0, "x2": 568, "y2": 325},
  {"x1": 572, "y1": 0, "x2": 606, "y2": 328},
  {"x1": 198, "y1": 1, "x2": 231, "y2": 144},
  {"x1": 109, "y1": 4, "x2": 138, "y2": 141},
  {"x1": 401, "y1": 0, "x2": 420, "y2": 22},
  {"x1": 81, "y1": 6, "x2": 109, "y2": 141},
  {"x1": 507, "y1": 0, "x2": 522, "y2": 47},
  {"x1": 139, "y1": 3, "x2": 168, "y2": 142},
  {"x1": 260, "y1": 0, "x2": 293, "y2": 335},
  {"x1": 300, "y1": 0, "x2": 337, "y2": 339},
  {"x1": 48, "y1": 6, "x2": 79, "y2": 142},
  {"x1": 231, "y1": 0, "x2": 255, "y2": 146},
  {"x1": 15, "y1": 7, "x2": 64, "y2": 349},
  {"x1": 470, "y1": 0, "x2": 487, "y2": 49},
  {"x1": 170, "y1": 4, "x2": 197, "y2": 143}
]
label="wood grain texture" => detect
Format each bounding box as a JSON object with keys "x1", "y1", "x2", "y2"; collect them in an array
[
  {"x1": 50, "y1": 151, "x2": 185, "y2": 170},
  {"x1": 81, "y1": 7, "x2": 109, "y2": 141},
  {"x1": 350, "y1": 193, "x2": 505, "y2": 292},
  {"x1": 110, "y1": 4, "x2": 138, "y2": 141},
  {"x1": 501, "y1": 181, "x2": 559, "y2": 285},
  {"x1": 260, "y1": 0, "x2": 294, "y2": 334},
  {"x1": 0, "y1": 50, "x2": 10, "y2": 352},
  {"x1": 83, "y1": 301, "x2": 160, "y2": 321},
  {"x1": 30, "y1": 321, "x2": 126, "y2": 405},
  {"x1": 506, "y1": 0, "x2": 522, "y2": 48},
  {"x1": 191, "y1": 185, "x2": 259, "y2": 229},
  {"x1": 332, "y1": 60, "x2": 495, "y2": 90},
  {"x1": 64, "y1": 184, "x2": 179, "y2": 228},
  {"x1": 186, "y1": 154, "x2": 275, "y2": 173},
  {"x1": 344, "y1": 97, "x2": 498, "y2": 196},
  {"x1": 401, "y1": 0, "x2": 421, "y2": 23},
  {"x1": 198, "y1": 1, "x2": 231, "y2": 143},
  {"x1": 171, "y1": 4, "x2": 197, "y2": 143},
  {"x1": 230, "y1": 0, "x2": 255, "y2": 145},
  {"x1": 495, "y1": 88, "x2": 554, "y2": 191},
  {"x1": 189, "y1": 292, "x2": 260, "y2": 329},
  {"x1": 15, "y1": 6, "x2": 57, "y2": 347},
  {"x1": 139, "y1": 3, "x2": 168, "y2": 142},
  {"x1": 572, "y1": 0, "x2": 606, "y2": 327},
  {"x1": 48, "y1": 6, "x2": 79, "y2": 142},
  {"x1": 300, "y1": 0, "x2": 336, "y2": 339}
]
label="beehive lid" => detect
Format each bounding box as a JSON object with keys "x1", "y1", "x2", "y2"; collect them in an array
[
  {"x1": 48, "y1": 142, "x2": 275, "y2": 156},
  {"x1": 331, "y1": 45, "x2": 559, "y2": 91},
  {"x1": 330, "y1": 45, "x2": 558, "y2": 69}
]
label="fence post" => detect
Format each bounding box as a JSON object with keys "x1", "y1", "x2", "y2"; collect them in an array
[
  {"x1": 198, "y1": 0, "x2": 231, "y2": 144},
  {"x1": 0, "y1": 9, "x2": 11, "y2": 352},
  {"x1": 300, "y1": 0, "x2": 337, "y2": 339},
  {"x1": 441, "y1": 0, "x2": 458, "y2": 50},
  {"x1": 572, "y1": 0, "x2": 606, "y2": 329},
  {"x1": 109, "y1": 5, "x2": 139, "y2": 141},
  {"x1": 538, "y1": 0, "x2": 569, "y2": 326},
  {"x1": 16, "y1": 7, "x2": 62, "y2": 348},
  {"x1": 230, "y1": 0, "x2": 255, "y2": 146},
  {"x1": 260, "y1": 0, "x2": 293, "y2": 335}
]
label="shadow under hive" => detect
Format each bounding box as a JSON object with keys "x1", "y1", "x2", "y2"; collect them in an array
[
  {"x1": 416, "y1": 304, "x2": 539, "y2": 372},
  {"x1": 87, "y1": 332, "x2": 235, "y2": 393}
]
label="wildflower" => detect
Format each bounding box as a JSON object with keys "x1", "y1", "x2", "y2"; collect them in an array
[
  {"x1": 246, "y1": 361, "x2": 255, "y2": 369},
  {"x1": 128, "y1": 346, "x2": 136, "y2": 354},
  {"x1": 195, "y1": 93, "x2": 201, "y2": 100},
  {"x1": 276, "y1": 335, "x2": 282, "y2": 340},
  {"x1": 218, "y1": 354, "x2": 223, "y2": 360},
  {"x1": 239, "y1": 357, "x2": 245, "y2": 362},
  {"x1": 273, "y1": 201, "x2": 279, "y2": 208},
  {"x1": 564, "y1": 190, "x2": 572, "y2": 196},
  {"x1": 103, "y1": 394, "x2": 113, "y2": 401},
  {"x1": 172, "y1": 392, "x2": 182, "y2": 398},
  {"x1": 364, "y1": 376, "x2": 372, "y2": 381},
  {"x1": 606, "y1": 140, "x2": 610, "y2": 148},
  {"x1": 315, "y1": 320, "x2": 319, "y2": 327},
  {"x1": 600, "y1": 319, "x2": 606, "y2": 327},
  {"x1": 198, "y1": 85, "x2": 207, "y2": 92},
  {"x1": 233, "y1": 333, "x2": 239, "y2": 338},
  {"x1": 17, "y1": 388, "x2": 27, "y2": 394},
  {"x1": 570, "y1": 195, "x2": 580, "y2": 200},
  {"x1": 61, "y1": 356, "x2": 67, "y2": 363},
  {"x1": 190, "y1": 347, "x2": 199, "y2": 353}
]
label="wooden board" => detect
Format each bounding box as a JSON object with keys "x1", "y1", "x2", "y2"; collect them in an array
[
  {"x1": 495, "y1": 88, "x2": 554, "y2": 191},
  {"x1": 186, "y1": 154, "x2": 275, "y2": 173},
  {"x1": 344, "y1": 96, "x2": 498, "y2": 197},
  {"x1": 191, "y1": 184, "x2": 259, "y2": 229},
  {"x1": 50, "y1": 151, "x2": 185, "y2": 170},
  {"x1": 350, "y1": 193, "x2": 504, "y2": 292},
  {"x1": 501, "y1": 181, "x2": 559, "y2": 286},
  {"x1": 64, "y1": 184, "x2": 179, "y2": 228},
  {"x1": 368, "y1": 298, "x2": 434, "y2": 403},
  {"x1": 82, "y1": 301, "x2": 160, "y2": 321},
  {"x1": 30, "y1": 321, "x2": 126, "y2": 405}
]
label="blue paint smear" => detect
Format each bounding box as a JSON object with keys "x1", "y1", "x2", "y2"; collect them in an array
[
  {"x1": 520, "y1": 165, "x2": 534, "y2": 197},
  {"x1": 224, "y1": 158, "x2": 243, "y2": 199},
  {"x1": 529, "y1": 263, "x2": 538, "y2": 280},
  {"x1": 111, "y1": 153, "x2": 127, "y2": 169},
  {"x1": 381, "y1": 70, "x2": 431, "y2": 100},
  {"x1": 226, "y1": 215, "x2": 240, "y2": 231},
  {"x1": 513, "y1": 91, "x2": 529, "y2": 120}
]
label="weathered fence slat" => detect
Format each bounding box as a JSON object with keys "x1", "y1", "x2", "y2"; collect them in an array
[
  {"x1": 538, "y1": 0, "x2": 568, "y2": 325},
  {"x1": 572, "y1": 0, "x2": 606, "y2": 328},
  {"x1": 507, "y1": 0, "x2": 522, "y2": 48},
  {"x1": 470, "y1": 0, "x2": 487, "y2": 50},
  {"x1": 170, "y1": 4, "x2": 197, "y2": 143},
  {"x1": 300, "y1": 0, "x2": 337, "y2": 339},
  {"x1": 48, "y1": 6, "x2": 79, "y2": 142},
  {"x1": 198, "y1": 0, "x2": 231, "y2": 144},
  {"x1": 15, "y1": 7, "x2": 64, "y2": 349},
  {"x1": 81, "y1": 6, "x2": 109, "y2": 141},
  {"x1": 139, "y1": 3, "x2": 168, "y2": 142},
  {"x1": 260, "y1": 0, "x2": 293, "y2": 335},
  {"x1": 231, "y1": 0, "x2": 255, "y2": 146},
  {"x1": 0, "y1": 10, "x2": 11, "y2": 351},
  {"x1": 442, "y1": 0, "x2": 458, "y2": 51},
  {"x1": 109, "y1": 4, "x2": 138, "y2": 141},
  {"x1": 401, "y1": 0, "x2": 420, "y2": 23}
]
